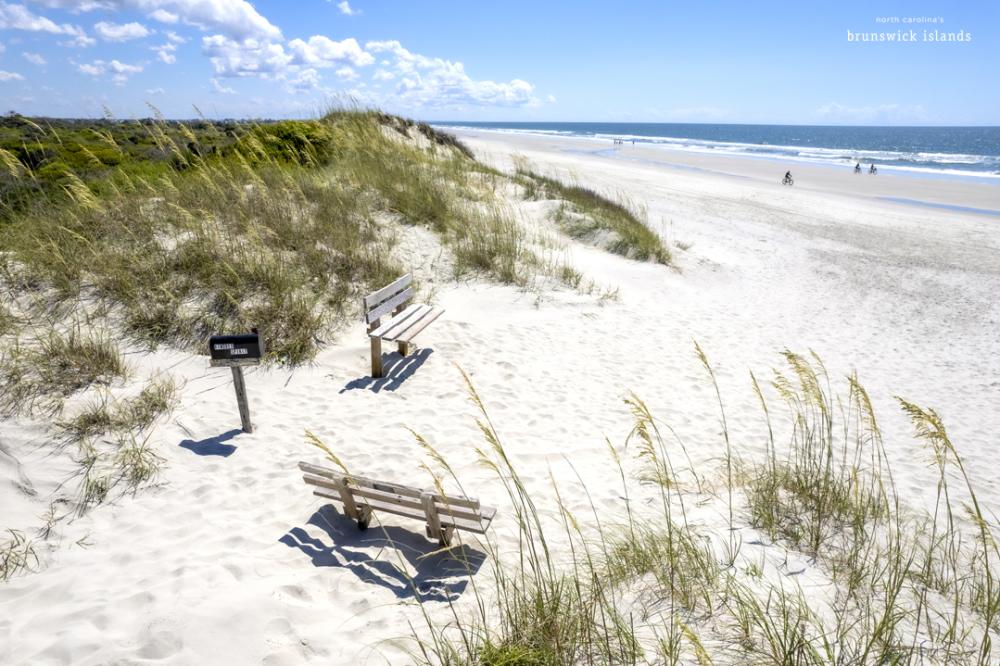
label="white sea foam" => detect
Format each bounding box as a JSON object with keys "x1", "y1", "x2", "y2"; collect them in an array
[{"x1": 435, "y1": 124, "x2": 1000, "y2": 179}]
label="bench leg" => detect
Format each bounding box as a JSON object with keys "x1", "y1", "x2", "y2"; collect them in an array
[
  {"x1": 357, "y1": 505, "x2": 372, "y2": 530},
  {"x1": 396, "y1": 341, "x2": 410, "y2": 357},
  {"x1": 370, "y1": 336, "x2": 383, "y2": 378}
]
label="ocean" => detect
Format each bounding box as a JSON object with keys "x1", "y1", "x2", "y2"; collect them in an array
[{"x1": 434, "y1": 122, "x2": 1000, "y2": 180}]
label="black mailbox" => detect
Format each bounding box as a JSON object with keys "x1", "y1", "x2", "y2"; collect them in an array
[{"x1": 209, "y1": 332, "x2": 264, "y2": 367}]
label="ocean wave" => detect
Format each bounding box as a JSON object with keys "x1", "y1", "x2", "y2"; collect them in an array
[{"x1": 436, "y1": 124, "x2": 1000, "y2": 179}]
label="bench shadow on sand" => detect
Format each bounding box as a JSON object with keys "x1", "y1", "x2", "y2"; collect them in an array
[
  {"x1": 280, "y1": 504, "x2": 486, "y2": 602},
  {"x1": 339, "y1": 348, "x2": 433, "y2": 394}
]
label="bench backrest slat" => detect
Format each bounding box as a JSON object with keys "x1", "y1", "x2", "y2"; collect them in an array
[
  {"x1": 364, "y1": 287, "x2": 413, "y2": 325},
  {"x1": 364, "y1": 274, "x2": 413, "y2": 310},
  {"x1": 299, "y1": 461, "x2": 482, "y2": 511}
]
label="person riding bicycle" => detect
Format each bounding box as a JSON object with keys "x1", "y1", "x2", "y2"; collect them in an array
[
  {"x1": 854, "y1": 162, "x2": 862, "y2": 174},
  {"x1": 783, "y1": 170, "x2": 793, "y2": 185}
]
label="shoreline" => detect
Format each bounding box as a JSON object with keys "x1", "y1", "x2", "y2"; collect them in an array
[{"x1": 442, "y1": 127, "x2": 1000, "y2": 216}]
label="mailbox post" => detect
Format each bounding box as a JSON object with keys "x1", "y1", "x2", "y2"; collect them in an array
[{"x1": 209, "y1": 331, "x2": 264, "y2": 433}]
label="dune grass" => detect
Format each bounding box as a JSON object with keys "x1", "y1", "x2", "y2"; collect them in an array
[
  {"x1": 0, "y1": 326, "x2": 129, "y2": 417},
  {"x1": 299, "y1": 353, "x2": 1000, "y2": 664},
  {"x1": 0, "y1": 529, "x2": 38, "y2": 582},
  {"x1": 58, "y1": 375, "x2": 179, "y2": 441},
  {"x1": 0, "y1": 109, "x2": 564, "y2": 366},
  {"x1": 516, "y1": 168, "x2": 672, "y2": 265}
]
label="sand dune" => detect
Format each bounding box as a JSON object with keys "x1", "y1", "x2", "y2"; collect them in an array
[{"x1": 2, "y1": 130, "x2": 999, "y2": 664}]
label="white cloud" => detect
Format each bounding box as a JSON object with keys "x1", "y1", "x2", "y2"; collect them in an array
[
  {"x1": 365, "y1": 40, "x2": 538, "y2": 108},
  {"x1": 210, "y1": 76, "x2": 235, "y2": 94},
  {"x1": 203, "y1": 34, "x2": 374, "y2": 82},
  {"x1": 23, "y1": 51, "x2": 45, "y2": 64},
  {"x1": 94, "y1": 20, "x2": 150, "y2": 41},
  {"x1": 77, "y1": 62, "x2": 103, "y2": 75},
  {"x1": 0, "y1": 69, "x2": 24, "y2": 80},
  {"x1": 30, "y1": 0, "x2": 114, "y2": 10},
  {"x1": 373, "y1": 68, "x2": 393, "y2": 81},
  {"x1": 165, "y1": 29, "x2": 184, "y2": 42},
  {"x1": 201, "y1": 34, "x2": 292, "y2": 78},
  {"x1": 815, "y1": 102, "x2": 928, "y2": 124},
  {"x1": 0, "y1": 2, "x2": 93, "y2": 45},
  {"x1": 152, "y1": 41, "x2": 175, "y2": 63},
  {"x1": 77, "y1": 58, "x2": 142, "y2": 84},
  {"x1": 546, "y1": 94, "x2": 556, "y2": 103},
  {"x1": 286, "y1": 67, "x2": 321, "y2": 92},
  {"x1": 148, "y1": 8, "x2": 176, "y2": 23},
  {"x1": 287, "y1": 35, "x2": 372, "y2": 68},
  {"x1": 30, "y1": 1, "x2": 281, "y2": 41},
  {"x1": 334, "y1": 65, "x2": 356, "y2": 80},
  {"x1": 336, "y1": 1, "x2": 358, "y2": 16},
  {"x1": 146, "y1": 86, "x2": 165, "y2": 94}
]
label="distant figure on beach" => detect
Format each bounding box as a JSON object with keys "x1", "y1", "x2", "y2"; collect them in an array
[
  {"x1": 870, "y1": 164, "x2": 878, "y2": 175},
  {"x1": 782, "y1": 170, "x2": 794, "y2": 186},
  {"x1": 855, "y1": 162, "x2": 862, "y2": 174}
]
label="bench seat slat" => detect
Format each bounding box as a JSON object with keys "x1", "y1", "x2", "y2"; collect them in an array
[
  {"x1": 363, "y1": 274, "x2": 413, "y2": 310},
  {"x1": 393, "y1": 307, "x2": 444, "y2": 344},
  {"x1": 368, "y1": 303, "x2": 428, "y2": 339}
]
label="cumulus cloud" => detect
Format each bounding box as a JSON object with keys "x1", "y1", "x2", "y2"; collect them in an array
[
  {"x1": 152, "y1": 41, "x2": 175, "y2": 63},
  {"x1": 201, "y1": 34, "x2": 292, "y2": 77},
  {"x1": 29, "y1": 0, "x2": 113, "y2": 10},
  {"x1": 365, "y1": 40, "x2": 537, "y2": 107},
  {"x1": 287, "y1": 35, "x2": 372, "y2": 68},
  {"x1": 77, "y1": 58, "x2": 142, "y2": 84},
  {"x1": 94, "y1": 20, "x2": 150, "y2": 41},
  {"x1": 30, "y1": 1, "x2": 281, "y2": 41},
  {"x1": 146, "y1": 86, "x2": 165, "y2": 94},
  {"x1": 148, "y1": 8, "x2": 176, "y2": 23},
  {"x1": 165, "y1": 29, "x2": 184, "y2": 42},
  {"x1": 0, "y1": 69, "x2": 24, "y2": 80},
  {"x1": 286, "y1": 67, "x2": 321, "y2": 92},
  {"x1": 0, "y1": 2, "x2": 93, "y2": 45},
  {"x1": 23, "y1": 50, "x2": 45, "y2": 64},
  {"x1": 372, "y1": 68, "x2": 393, "y2": 81},
  {"x1": 210, "y1": 76, "x2": 235, "y2": 94},
  {"x1": 336, "y1": 1, "x2": 358, "y2": 16},
  {"x1": 334, "y1": 65, "x2": 356, "y2": 80},
  {"x1": 204, "y1": 34, "x2": 373, "y2": 81}
]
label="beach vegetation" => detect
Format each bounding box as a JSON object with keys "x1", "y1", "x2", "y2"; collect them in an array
[
  {"x1": 0, "y1": 529, "x2": 38, "y2": 582},
  {"x1": 304, "y1": 352, "x2": 1000, "y2": 664},
  {"x1": 515, "y1": 168, "x2": 672, "y2": 265},
  {"x1": 0, "y1": 326, "x2": 129, "y2": 417}
]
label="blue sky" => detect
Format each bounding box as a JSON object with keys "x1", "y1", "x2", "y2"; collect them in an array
[{"x1": 0, "y1": 1, "x2": 997, "y2": 123}]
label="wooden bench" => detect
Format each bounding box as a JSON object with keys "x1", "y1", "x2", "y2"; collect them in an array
[
  {"x1": 363, "y1": 274, "x2": 444, "y2": 378},
  {"x1": 298, "y1": 461, "x2": 496, "y2": 546}
]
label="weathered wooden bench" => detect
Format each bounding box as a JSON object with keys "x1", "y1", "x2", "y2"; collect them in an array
[
  {"x1": 363, "y1": 274, "x2": 444, "y2": 378},
  {"x1": 298, "y1": 461, "x2": 496, "y2": 546}
]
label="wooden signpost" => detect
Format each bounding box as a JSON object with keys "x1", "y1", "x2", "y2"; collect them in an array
[{"x1": 209, "y1": 330, "x2": 263, "y2": 433}]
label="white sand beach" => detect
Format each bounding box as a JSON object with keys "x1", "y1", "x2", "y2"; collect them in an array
[{"x1": 2, "y1": 129, "x2": 999, "y2": 664}]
